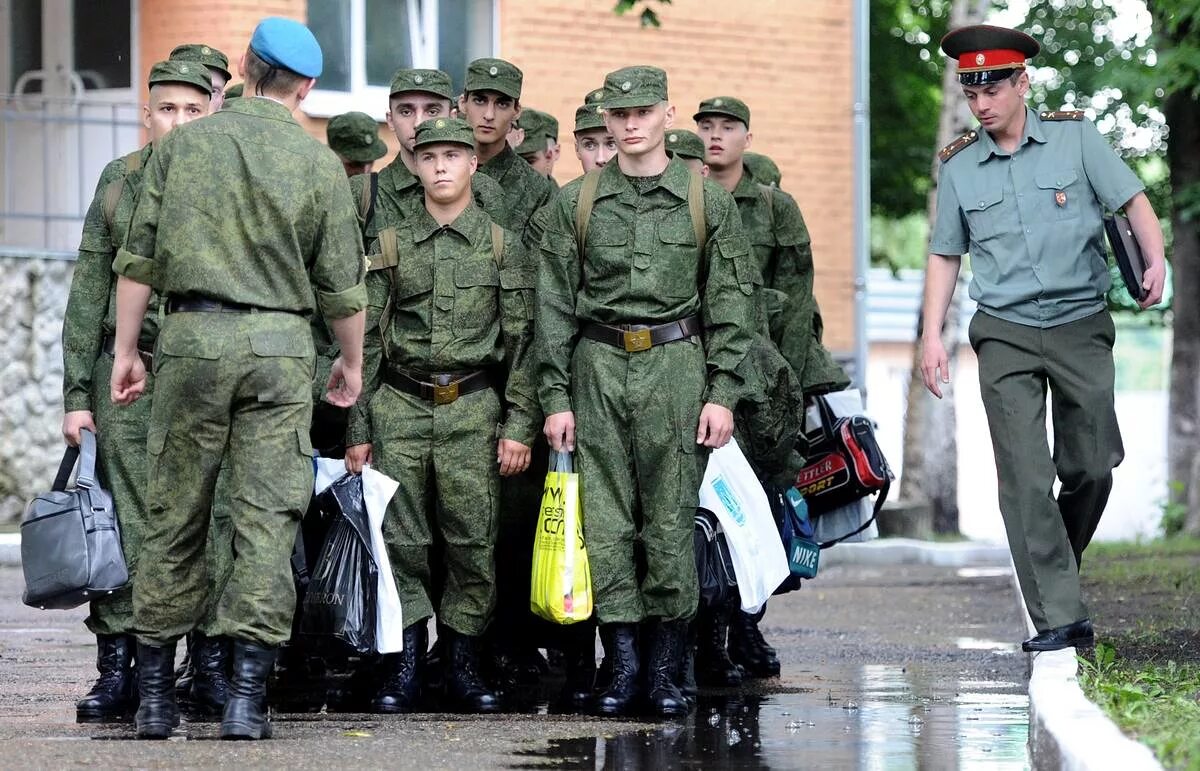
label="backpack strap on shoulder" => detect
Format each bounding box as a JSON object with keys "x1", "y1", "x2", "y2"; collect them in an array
[
  {"x1": 688, "y1": 169, "x2": 706, "y2": 254},
  {"x1": 490, "y1": 221, "x2": 504, "y2": 265},
  {"x1": 369, "y1": 226, "x2": 400, "y2": 272},
  {"x1": 574, "y1": 170, "x2": 602, "y2": 255},
  {"x1": 101, "y1": 150, "x2": 144, "y2": 233},
  {"x1": 359, "y1": 172, "x2": 378, "y2": 226}
]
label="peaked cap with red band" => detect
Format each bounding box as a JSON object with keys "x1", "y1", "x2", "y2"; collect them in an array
[{"x1": 940, "y1": 24, "x2": 1039, "y2": 86}]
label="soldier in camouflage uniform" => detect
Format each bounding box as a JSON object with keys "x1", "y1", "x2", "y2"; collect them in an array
[
  {"x1": 665, "y1": 128, "x2": 708, "y2": 175},
  {"x1": 538, "y1": 67, "x2": 757, "y2": 718},
  {"x1": 515, "y1": 107, "x2": 561, "y2": 187},
  {"x1": 573, "y1": 90, "x2": 616, "y2": 174},
  {"x1": 327, "y1": 111, "x2": 387, "y2": 178},
  {"x1": 743, "y1": 152, "x2": 781, "y2": 188},
  {"x1": 352, "y1": 118, "x2": 537, "y2": 714},
  {"x1": 111, "y1": 18, "x2": 367, "y2": 740},
  {"x1": 60, "y1": 60, "x2": 211, "y2": 725},
  {"x1": 695, "y1": 95, "x2": 850, "y2": 681},
  {"x1": 169, "y1": 43, "x2": 231, "y2": 113}
]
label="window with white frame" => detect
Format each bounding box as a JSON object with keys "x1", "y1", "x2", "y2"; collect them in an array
[{"x1": 304, "y1": 0, "x2": 496, "y2": 119}]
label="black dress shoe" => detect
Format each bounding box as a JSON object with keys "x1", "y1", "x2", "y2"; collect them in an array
[{"x1": 1022, "y1": 619, "x2": 1094, "y2": 652}]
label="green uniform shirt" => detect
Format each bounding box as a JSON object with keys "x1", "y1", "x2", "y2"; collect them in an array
[
  {"x1": 479, "y1": 143, "x2": 554, "y2": 248},
  {"x1": 931, "y1": 106, "x2": 1144, "y2": 327},
  {"x1": 63, "y1": 143, "x2": 158, "y2": 412},
  {"x1": 115, "y1": 97, "x2": 367, "y2": 320},
  {"x1": 361, "y1": 204, "x2": 538, "y2": 445},
  {"x1": 537, "y1": 156, "x2": 757, "y2": 414}
]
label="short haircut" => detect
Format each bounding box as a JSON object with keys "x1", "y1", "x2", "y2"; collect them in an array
[{"x1": 244, "y1": 49, "x2": 307, "y2": 98}]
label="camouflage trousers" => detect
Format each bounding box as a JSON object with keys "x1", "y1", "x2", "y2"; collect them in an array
[
  {"x1": 133, "y1": 312, "x2": 314, "y2": 647},
  {"x1": 571, "y1": 336, "x2": 708, "y2": 624},
  {"x1": 371, "y1": 382, "x2": 501, "y2": 637}
]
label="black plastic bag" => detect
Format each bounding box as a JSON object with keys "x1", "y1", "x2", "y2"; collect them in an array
[
  {"x1": 299, "y1": 474, "x2": 378, "y2": 655},
  {"x1": 694, "y1": 508, "x2": 738, "y2": 611}
]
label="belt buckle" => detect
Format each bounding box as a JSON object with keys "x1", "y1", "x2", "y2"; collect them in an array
[
  {"x1": 433, "y1": 381, "x2": 460, "y2": 405},
  {"x1": 623, "y1": 329, "x2": 652, "y2": 353}
]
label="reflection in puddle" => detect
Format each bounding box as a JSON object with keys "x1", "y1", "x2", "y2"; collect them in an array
[
  {"x1": 956, "y1": 637, "x2": 1021, "y2": 653},
  {"x1": 957, "y1": 567, "x2": 1013, "y2": 579},
  {"x1": 513, "y1": 664, "x2": 1029, "y2": 769}
]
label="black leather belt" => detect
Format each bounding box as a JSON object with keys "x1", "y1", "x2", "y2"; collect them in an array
[
  {"x1": 383, "y1": 368, "x2": 493, "y2": 406},
  {"x1": 101, "y1": 334, "x2": 153, "y2": 370},
  {"x1": 165, "y1": 295, "x2": 257, "y2": 314},
  {"x1": 581, "y1": 315, "x2": 701, "y2": 352}
]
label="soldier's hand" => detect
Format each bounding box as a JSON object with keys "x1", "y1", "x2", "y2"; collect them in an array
[
  {"x1": 498, "y1": 439, "x2": 532, "y2": 476},
  {"x1": 1139, "y1": 258, "x2": 1167, "y2": 309},
  {"x1": 696, "y1": 403, "x2": 734, "y2": 449},
  {"x1": 326, "y1": 356, "x2": 362, "y2": 408},
  {"x1": 920, "y1": 335, "x2": 950, "y2": 399},
  {"x1": 544, "y1": 411, "x2": 576, "y2": 453},
  {"x1": 345, "y1": 443, "x2": 372, "y2": 474},
  {"x1": 62, "y1": 410, "x2": 97, "y2": 447},
  {"x1": 110, "y1": 352, "x2": 147, "y2": 406}
]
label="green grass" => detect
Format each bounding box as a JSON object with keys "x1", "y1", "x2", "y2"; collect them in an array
[{"x1": 1079, "y1": 644, "x2": 1200, "y2": 771}]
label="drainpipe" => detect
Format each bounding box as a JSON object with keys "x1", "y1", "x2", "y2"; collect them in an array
[{"x1": 852, "y1": 0, "x2": 870, "y2": 402}]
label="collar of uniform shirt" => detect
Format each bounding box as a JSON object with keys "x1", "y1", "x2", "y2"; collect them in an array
[
  {"x1": 409, "y1": 202, "x2": 487, "y2": 243},
  {"x1": 592, "y1": 155, "x2": 693, "y2": 202},
  {"x1": 976, "y1": 105, "x2": 1048, "y2": 162}
]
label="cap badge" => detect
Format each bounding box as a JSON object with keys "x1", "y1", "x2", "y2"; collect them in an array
[
  {"x1": 668, "y1": 134, "x2": 677, "y2": 143},
  {"x1": 975, "y1": 53, "x2": 986, "y2": 66},
  {"x1": 488, "y1": 66, "x2": 499, "y2": 76},
  {"x1": 414, "y1": 74, "x2": 424, "y2": 84},
  {"x1": 1055, "y1": 190, "x2": 1067, "y2": 207},
  {"x1": 362, "y1": 133, "x2": 374, "y2": 144},
  {"x1": 435, "y1": 118, "x2": 447, "y2": 128},
  {"x1": 713, "y1": 98, "x2": 724, "y2": 107},
  {"x1": 179, "y1": 64, "x2": 189, "y2": 73},
  {"x1": 621, "y1": 81, "x2": 632, "y2": 92},
  {"x1": 201, "y1": 46, "x2": 211, "y2": 55}
]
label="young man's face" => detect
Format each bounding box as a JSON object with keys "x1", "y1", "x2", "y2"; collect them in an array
[
  {"x1": 696, "y1": 116, "x2": 751, "y2": 170},
  {"x1": 416, "y1": 143, "x2": 478, "y2": 205},
  {"x1": 520, "y1": 139, "x2": 559, "y2": 177},
  {"x1": 388, "y1": 92, "x2": 453, "y2": 152},
  {"x1": 459, "y1": 91, "x2": 521, "y2": 147},
  {"x1": 207, "y1": 68, "x2": 228, "y2": 113},
  {"x1": 142, "y1": 84, "x2": 210, "y2": 143},
  {"x1": 603, "y1": 102, "x2": 673, "y2": 160},
  {"x1": 963, "y1": 72, "x2": 1029, "y2": 135},
  {"x1": 574, "y1": 129, "x2": 617, "y2": 172}
]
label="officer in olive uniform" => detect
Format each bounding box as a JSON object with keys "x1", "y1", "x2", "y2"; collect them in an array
[
  {"x1": 923, "y1": 25, "x2": 1165, "y2": 652},
  {"x1": 538, "y1": 66, "x2": 757, "y2": 718},
  {"x1": 61, "y1": 60, "x2": 211, "y2": 724},
  {"x1": 111, "y1": 18, "x2": 367, "y2": 740},
  {"x1": 360, "y1": 117, "x2": 537, "y2": 714},
  {"x1": 665, "y1": 128, "x2": 707, "y2": 174},
  {"x1": 169, "y1": 43, "x2": 231, "y2": 113},
  {"x1": 515, "y1": 107, "x2": 561, "y2": 185},
  {"x1": 459, "y1": 58, "x2": 554, "y2": 247},
  {"x1": 327, "y1": 111, "x2": 387, "y2": 177}
]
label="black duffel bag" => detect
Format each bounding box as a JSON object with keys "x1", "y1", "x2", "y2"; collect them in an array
[{"x1": 694, "y1": 507, "x2": 738, "y2": 611}]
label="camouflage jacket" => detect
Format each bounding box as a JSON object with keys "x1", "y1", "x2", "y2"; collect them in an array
[
  {"x1": 479, "y1": 144, "x2": 554, "y2": 249},
  {"x1": 352, "y1": 204, "x2": 539, "y2": 447},
  {"x1": 114, "y1": 97, "x2": 366, "y2": 321},
  {"x1": 62, "y1": 143, "x2": 158, "y2": 412},
  {"x1": 537, "y1": 156, "x2": 757, "y2": 414}
]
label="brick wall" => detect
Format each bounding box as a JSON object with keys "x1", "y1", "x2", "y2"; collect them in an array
[{"x1": 500, "y1": 0, "x2": 857, "y2": 351}]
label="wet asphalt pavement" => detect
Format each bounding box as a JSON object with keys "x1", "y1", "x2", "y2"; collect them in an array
[{"x1": 0, "y1": 560, "x2": 1030, "y2": 768}]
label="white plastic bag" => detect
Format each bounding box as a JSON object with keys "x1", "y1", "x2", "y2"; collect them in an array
[
  {"x1": 803, "y1": 389, "x2": 880, "y2": 544},
  {"x1": 698, "y1": 439, "x2": 790, "y2": 614},
  {"x1": 315, "y1": 459, "x2": 404, "y2": 654}
]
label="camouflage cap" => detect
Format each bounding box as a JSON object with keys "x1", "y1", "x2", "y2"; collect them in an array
[
  {"x1": 598, "y1": 66, "x2": 668, "y2": 109},
  {"x1": 147, "y1": 59, "x2": 213, "y2": 97},
  {"x1": 327, "y1": 111, "x2": 387, "y2": 162},
  {"x1": 694, "y1": 96, "x2": 750, "y2": 128},
  {"x1": 515, "y1": 108, "x2": 560, "y2": 154},
  {"x1": 574, "y1": 102, "x2": 606, "y2": 134},
  {"x1": 169, "y1": 43, "x2": 232, "y2": 82},
  {"x1": 744, "y1": 151, "x2": 782, "y2": 187},
  {"x1": 464, "y1": 58, "x2": 523, "y2": 99},
  {"x1": 225, "y1": 82, "x2": 244, "y2": 99},
  {"x1": 413, "y1": 116, "x2": 477, "y2": 150},
  {"x1": 665, "y1": 129, "x2": 705, "y2": 161},
  {"x1": 389, "y1": 68, "x2": 454, "y2": 100}
]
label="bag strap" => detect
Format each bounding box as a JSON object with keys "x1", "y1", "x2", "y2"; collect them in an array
[
  {"x1": 359, "y1": 171, "x2": 378, "y2": 226},
  {"x1": 76, "y1": 428, "x2": 98, "y2": 489},
  {"x1": 574, "y1": 170, "x2": 602, "y2": 255},
  {"x1": 52, "y1": 446, "x2": 81, "y2": 492},
  {"x1": 688, "y1": 169, "x2": 706, "y2": 253},
  {"x1": 818, "y1": 476, "x2": 889, "y2": 550},
  {"x1": 490, "y1": 221, "x2": 504, "y2": 265},
  {"x1": 101, "y1": 150, "x2": 143, "y2": 233}
]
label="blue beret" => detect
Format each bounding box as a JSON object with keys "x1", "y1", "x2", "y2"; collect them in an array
[{"x1": 249, "y1": 17, "x2": 323, "y2": 79}]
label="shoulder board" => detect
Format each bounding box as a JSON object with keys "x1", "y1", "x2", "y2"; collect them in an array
[
  {"x1": 938, "y1": 130, "x2": 979, "y2": 163},
  {"x1": 1040, "y1": 110, "x2": 1085, "y2": 121}
]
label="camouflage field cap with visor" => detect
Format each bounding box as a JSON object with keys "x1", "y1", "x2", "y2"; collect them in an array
[
  {"x1": 326, "y1": 111, "x2": 387, "y2": 162},
  {"x1": 413, "y1": 117, "x2": 478, "y2": 150},
  {"x1": 665, "y1": 129, "x2": 706, "y2": 161},
  {"x1": 464, "y1": 58, "x2": 523, "y2": 100},
  {"x1": 597, "y1": 66, "x2": 668, "y2": 110},
  {"x1": 169, "y1": 43, "x2": 232, "y2": 82},
  {"x1": 147, "y1": 59, "x2": 213, "y2": 96},
  {"x1": 515, "y1": 108, "x2": 560, "y2": 154},
  {"x1": 390, "y1": 68, "x2": 454, "y2": 100},
  {"x1": 693, "y1": 96, "x2": 750, "y2": 128}
]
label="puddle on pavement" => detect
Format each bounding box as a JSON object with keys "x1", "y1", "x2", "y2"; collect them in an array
[{"x1": 512, "y1": 664, "x2": 1029, "y2": 769}]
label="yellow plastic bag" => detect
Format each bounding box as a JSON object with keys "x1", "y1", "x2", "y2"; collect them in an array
[{"x1": 530, "y1": 450, "x2": 592, "y2": 624}]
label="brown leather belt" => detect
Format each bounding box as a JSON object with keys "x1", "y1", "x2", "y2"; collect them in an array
[
  {"x1": 101, "y1": 334, "x2": 154, "y2": 371},
  {"x1": 581, "y1": 315, "x2": 701, "y2": 353},
  {"x1": 165, "y1": 295, "x2": 257, "y2": 314},
  {"x1": 383, "y1": 368, "x2": 493, "y2": 406}
]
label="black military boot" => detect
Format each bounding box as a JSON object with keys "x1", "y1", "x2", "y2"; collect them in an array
[
  {"x1": 135, "y1": 641, "x2": 179, "y2": 739},
  {"x1": 442, "y1": 627, "x2": 501, "y2": 713},
  {"x1": 190, "y1": 633, "x2": 231, "y2": 716},
  {"x1": 373, "y1": 624, "x2": 427, "y2": 713},
  {"x1": 678, "y1": 623, "x2": 698, "y2": 708},
  {"x1": 555, "y1": 624, "x2": 596, "y2": 713},
  {"x1": 77, "y1": 634, "x2": 137, "y2": 722},
  {"x1": 594, "y1": 623, "x2": 640, "y2": 716},
  {"x1": 695, "y1": 609, "x2": 743, "y2": 687},
  {"x1": 220, "y1": 640, "x2": 276, "y2": 740},
  {"x1": 728, "y1": 609, "x2": 781, "y2": 678},
  {"x1": 646, "y1": 620, "x2": 689, "y2": 718}
]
